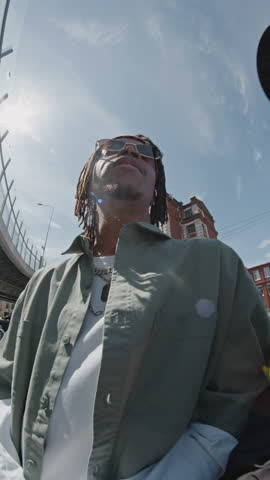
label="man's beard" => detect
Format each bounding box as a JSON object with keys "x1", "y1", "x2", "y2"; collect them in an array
[{"x1": 103, "y1": 183, "x2": 142, "y2": 201}]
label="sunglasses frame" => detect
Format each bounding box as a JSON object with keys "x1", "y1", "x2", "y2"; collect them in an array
[{"x1": 95, "y1": 138, "x2": 161, "y2": 160}]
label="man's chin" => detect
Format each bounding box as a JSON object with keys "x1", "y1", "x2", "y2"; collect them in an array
[{"x1": 103, "y1": 183, "x2": 141, "y2": 201}]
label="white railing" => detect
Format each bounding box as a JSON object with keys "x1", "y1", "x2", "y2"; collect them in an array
[
  {"x1": 0, "y1": 0, "x2": 44, "y2": 271},
  {"x1": 0, "y1": 132, "x2": 44, "y2": 270}
]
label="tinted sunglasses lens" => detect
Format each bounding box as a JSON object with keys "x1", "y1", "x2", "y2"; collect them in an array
[
  {"x1": 107, "y1": 140, "x2": 125, "y2": 151},
  {"x1": 137, "y1": 144, "x2": 155, "y2": 158}
]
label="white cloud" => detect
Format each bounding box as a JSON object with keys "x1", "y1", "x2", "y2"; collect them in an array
[
  {"x1": 39, "y1": 247, "x2": 67, "y2": 265},
  {"x1": 254, "y1": 149, "x2": 263, "y2": 164},
  {"x1": 146, "y1": 24, "x2": 216, "y2": 153},
  {"x1": 225, "y1": 62, "x2": 249, "y2": 116},
  {"x1": 45, "y1": 246, "x2": 63, "y2": 259},
  {"x1": 236, "y1": 175, "x2": 242, "y2": 200},
  {"x1": 258, "y1": 239, "x2": 270, "y2": 249},
  {"x1": 191, "y1": 192, "x2": 207, "y2": 201},
  {"x1": 51, "y1": 221, "x2": 63, "y2": 230},
  {"x1": 0, "y1": 90, "x2": 50, "y2": 142},
  {"x1": 237, "y1": 70, "x2": 248, "y2": 115},
  {"x1": 54, "y1": 19, "x2": 128, "y2": 47},
  {"x1": 190, "y1": 105, "x2": 215, "y2": 151},
  {"x1": 29, "y1": 234, "x2": 45, "y2": 247},
  {"x1": 49, "y1": 148, "x2": 56, "y2": 156},
  {"x1": 147, "y1": 16, "x2": 167, "y2": 60},
  {"x1": 20, "y1": 206, "x2": 34, "y2": 215},
  {"x1": 197, "y1": 22, "x2": 249, "y2": 117},
  {"x1": 212, "y1": 95, "x2": 226, "y2": 106},
  {"x1": 198, "y1": 31, "x2": 214, "y2": 55},
  {"x1": 266, "y1": 252, "x2": 270, "y2": 259}
]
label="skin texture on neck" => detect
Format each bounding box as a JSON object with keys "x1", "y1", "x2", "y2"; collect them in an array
[
  {"x1": 92, "y1": 199, "x2": 152, "y2": 257},
  {"x1": 89, "y1": 136, "x2": 156, "y2": 257}
]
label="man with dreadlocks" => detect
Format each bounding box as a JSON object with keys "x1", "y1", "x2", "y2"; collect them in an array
[
  {"x1": 74, "y1": 135, "x2": 167, "y2": 257},
  {"x1": 0, "y1": 134, "x2": 269, "y2": 480}
]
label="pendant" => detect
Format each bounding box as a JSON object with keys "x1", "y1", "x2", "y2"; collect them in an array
[{"x1": 101, "y1": 282, "x2": 111, "y2": 302}]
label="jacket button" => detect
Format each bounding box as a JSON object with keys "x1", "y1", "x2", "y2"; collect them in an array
[
  {"x1": 105, "y1": 393, "x2": 112, "y2": 405},
  {"x1": 62, "y1": 335, "x2": 71, "y2": 345},
  {"x1": 26, "y1": 459, "x2": 36, "y2": 471},
  {"x1": 40, "y1": 394, "x2": 49, "y2": 408}
]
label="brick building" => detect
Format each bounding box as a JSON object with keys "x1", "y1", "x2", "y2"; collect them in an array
[
  {"x1": 160, "y1": 194, "x2": 218, "y2": 240},
  {"x1": 247, "y1": 262, "x2": 270, "y2": 313}
]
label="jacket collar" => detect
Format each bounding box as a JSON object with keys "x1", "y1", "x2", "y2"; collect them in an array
[{"x1": 62, "y1": 222, "x2": 170, "y2": 256}]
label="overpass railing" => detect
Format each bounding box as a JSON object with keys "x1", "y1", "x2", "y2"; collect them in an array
[
  {"x1": 0, "y1": 0, "x2": 44, "y2": 271},
  {"x1": 0, "y1": 132, "x2": 44, "y2": 270}
]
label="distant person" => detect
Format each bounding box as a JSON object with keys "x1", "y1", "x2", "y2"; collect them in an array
[
  {"x1": 0, "y1": 314, "x2": 10, "y2": 335},
  {"x1": 0, "y1": 134, "x2": 269, "y2": 480}
]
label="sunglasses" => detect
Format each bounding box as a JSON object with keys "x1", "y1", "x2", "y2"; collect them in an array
[{"x1": 95, "y1": 139, "x2": 161, "y2": 160}]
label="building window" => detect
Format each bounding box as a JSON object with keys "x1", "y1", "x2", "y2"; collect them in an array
[
  {"x1": 202, "y1": 224, "x2": 208, "y2": 237},
  {"x1": 253, "y1": 270, "x2": 261, "y2": 281},
  {"x1": 267, "y1": 283, "x2": 270, "y2": 296},
  {"x1": 258, "y1": 286, "x2": 264, "y2": 296},
  {"x1": 184, "y1": 208, "x2": 193, "y2": 219},
  {"x1": 187, "y1": 223, "x2": 196, "y2": 235},
  {"x1": 263, "y1": 266, "x2": 270, "y2": 278}
]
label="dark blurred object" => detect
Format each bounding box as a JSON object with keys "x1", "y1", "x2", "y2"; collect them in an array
[
  {"x1": 221, "y1": 386, "x2": 270, "y2": 479},
  {"x1": 257, "y1": 26, "x2": 270, "y2": 101},
  {"x1": 0, "y1": 314, "x2": 10, "y2": 332}
]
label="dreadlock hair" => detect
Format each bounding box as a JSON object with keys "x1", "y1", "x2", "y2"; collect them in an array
[{"x1": 74, "y1": 134, "x2": 168, "y2": 250}]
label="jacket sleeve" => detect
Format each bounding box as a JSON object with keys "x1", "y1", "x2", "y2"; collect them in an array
[
  {"x1": 0, "y1": 287, "x2": 29, "y2": 400},
  {"x1": 0, "y1": 399, "x2": 25, "y2": 478},
  {"x1": 192, "y1": 246, "x2": 270, "y2": 439},
  {"x1": 121, "y1": 423, "x2": 238, "y2": 480},
  {"x1": 0, "y1": 287, "x2": 30, "y2": 478}
]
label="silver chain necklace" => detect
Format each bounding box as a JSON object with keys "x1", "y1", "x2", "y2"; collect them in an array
[{"x1": 89, "y1": 266, "x2": 113, "y2": 316}]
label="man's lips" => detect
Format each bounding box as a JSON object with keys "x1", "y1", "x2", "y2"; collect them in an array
[{"x1": 113, "y1": 157, "x2": 142, "y2": 174}]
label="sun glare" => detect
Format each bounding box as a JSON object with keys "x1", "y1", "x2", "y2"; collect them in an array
[{"x1": 0, "y1": 96, "x2": 39, "y2": 138}]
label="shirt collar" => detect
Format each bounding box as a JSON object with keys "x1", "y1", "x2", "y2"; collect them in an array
[{"x1": 61, "y1": 221, "x2": 170, "y2": 256}]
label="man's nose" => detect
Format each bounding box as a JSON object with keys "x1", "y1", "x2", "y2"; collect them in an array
[{"x1": 125, "y1": 143, "x2": 139, "y2": 156}]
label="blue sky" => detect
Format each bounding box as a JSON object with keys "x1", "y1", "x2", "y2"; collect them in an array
[{"x1": 1, "y1": 0, "x2": 270, "y2": 268}]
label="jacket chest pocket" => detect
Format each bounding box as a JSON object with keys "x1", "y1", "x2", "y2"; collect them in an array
[
  {"x1": 127, "y1": 311, "x2": 216, "y2": 434},
  {"x1": 152, "y1": 303, "x2": 217, "y2": 340}
]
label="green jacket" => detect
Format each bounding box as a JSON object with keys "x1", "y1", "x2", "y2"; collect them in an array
[{"x1": 0, "y1": 222, "x2": 269, "y2": 480}]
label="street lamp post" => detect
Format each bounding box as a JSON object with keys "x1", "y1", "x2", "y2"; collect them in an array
[{"x1": 37, "y1": 203, "x2": 54, "y2": 267}]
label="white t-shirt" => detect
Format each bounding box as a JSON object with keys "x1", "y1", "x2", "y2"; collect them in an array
[{"x1": 40, "y1": 255, "x2": 115, "y2": 480}]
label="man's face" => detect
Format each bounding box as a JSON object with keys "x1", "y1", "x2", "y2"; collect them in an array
[{"x1": 89, "y1": 136, "x2": 157, "y2": 205}]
